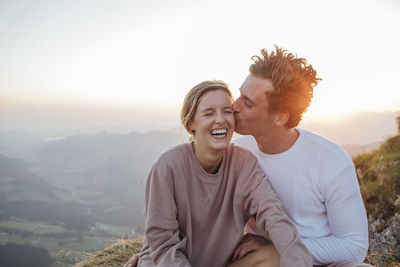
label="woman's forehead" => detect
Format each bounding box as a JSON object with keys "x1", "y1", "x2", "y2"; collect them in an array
[{"x1": 197, "y1": 90, "x2": 233, "y2": 109}]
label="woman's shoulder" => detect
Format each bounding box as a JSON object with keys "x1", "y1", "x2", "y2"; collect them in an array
[
  {"x1": 153, "y1": 143, "x2": 191, "y2": 167},
  {"x1": 226, "y1": 144, "x2": 265, "y2": 186},
  {"x1": 228, "y1": 143, "x2": 258, "y2": 166}
]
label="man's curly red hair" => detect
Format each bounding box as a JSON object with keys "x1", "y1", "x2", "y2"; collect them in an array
[{"x1": 250, "y1": 46, "x2": 321, "y2": 128}]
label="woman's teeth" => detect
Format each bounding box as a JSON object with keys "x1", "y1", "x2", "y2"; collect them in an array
[{"x1": 211, "y1": 129, "x2": 227, "y2": 137}]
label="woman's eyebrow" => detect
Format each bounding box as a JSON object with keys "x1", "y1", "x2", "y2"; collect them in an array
[
  {"x1": 200, "y1": 107, "x2": 214, "y2": 113},
  {"x1": 200, "y1": 106, "x2": 232, "y2": 112}
]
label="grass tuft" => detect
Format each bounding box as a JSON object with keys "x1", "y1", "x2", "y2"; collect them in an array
[{"x1": 74, "y1": 237, "x2": 143, "y2": 267}]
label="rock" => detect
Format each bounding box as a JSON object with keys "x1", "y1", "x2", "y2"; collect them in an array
[{"x1": 367, "y1": 213, "x2": 400, "y2": 266}]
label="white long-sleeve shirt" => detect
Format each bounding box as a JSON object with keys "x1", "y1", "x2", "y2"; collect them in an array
[{"x1": 233, "y1": 129, "x2": 369, "y2": 265}]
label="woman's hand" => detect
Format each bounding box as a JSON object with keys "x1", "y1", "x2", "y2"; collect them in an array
[{"x1": 123, "y1": 253, "x2": 140, "y2": 267}]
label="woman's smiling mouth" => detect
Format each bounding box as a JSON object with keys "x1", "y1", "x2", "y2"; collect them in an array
[{"x1": 211, "y1": 128, "x2": 228, "y2": 138}]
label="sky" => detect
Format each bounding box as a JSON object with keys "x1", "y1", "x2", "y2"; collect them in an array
[{"x1": 0, "y1": 0, "x2": 399, "y2": 132}]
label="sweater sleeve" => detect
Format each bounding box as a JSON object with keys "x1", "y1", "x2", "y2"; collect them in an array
[
  {"x1": 138, "y1": 158, "x2": 191, "y2": 267},
  {"x1": 240, "y1": 156, "x2": 313, "y2": 267},
  {"x1": 302, "y1": 164, "x2": 369, "y2": 265}
]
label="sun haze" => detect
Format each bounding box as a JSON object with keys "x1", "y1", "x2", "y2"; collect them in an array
[{"x1": 0, "y1": 0, "x2": 399, "y2": 131}]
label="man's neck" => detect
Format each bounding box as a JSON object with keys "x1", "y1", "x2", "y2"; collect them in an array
[{"x1": 254, "y1": 128, "x2": 299, "y2": 155}]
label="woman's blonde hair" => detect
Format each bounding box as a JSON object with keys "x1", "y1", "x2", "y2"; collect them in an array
[{"x1": 180, "y1": 80, "x2": 232, "y2": 141}]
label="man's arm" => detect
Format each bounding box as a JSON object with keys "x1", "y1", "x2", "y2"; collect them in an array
[
  {"x1": 303, "y1": 164, "x2": 369, "y2": 265},
  {"x1": 138, "y1": 159, "x2": 191, "y2": 267}
]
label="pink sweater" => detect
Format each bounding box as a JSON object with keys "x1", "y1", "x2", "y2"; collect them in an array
[{"x1": 138, "y1": 143, "x2": 312, "y2": 267}]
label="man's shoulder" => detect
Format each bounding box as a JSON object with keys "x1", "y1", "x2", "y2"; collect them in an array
[{"x1": 298, "y1": 128, "x2": 352, "y2": 165}]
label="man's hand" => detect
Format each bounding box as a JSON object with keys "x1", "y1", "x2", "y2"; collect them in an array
[
  {"x1": 123, "y1": 253, "x2": 140, "y2": 267},
  {"x1": 232, "y1": 233, "x2": 272, "y2": 261}
]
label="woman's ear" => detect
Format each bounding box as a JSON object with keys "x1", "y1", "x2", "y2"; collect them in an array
[{"x1": 188, "y1": 122, "x2": 195, "y2": 134}]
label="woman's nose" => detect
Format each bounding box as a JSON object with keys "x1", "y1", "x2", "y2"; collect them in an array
[{"x1": 215, "y1": 113, "x2": 224, "y2": 124}]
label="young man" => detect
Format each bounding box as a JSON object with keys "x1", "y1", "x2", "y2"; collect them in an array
[{"x1": 230, "y1": 46, "x2": 371, "y2": 267}]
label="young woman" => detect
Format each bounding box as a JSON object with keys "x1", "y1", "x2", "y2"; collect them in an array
[{"x1": 134, "y1": 81, "x2": 312, "y2": 267}]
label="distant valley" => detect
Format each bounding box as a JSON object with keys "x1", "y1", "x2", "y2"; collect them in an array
[{"x1": 0, "y1": 130, "x2": 183, "y2": 266}]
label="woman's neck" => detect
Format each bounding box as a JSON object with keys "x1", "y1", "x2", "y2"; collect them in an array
[{"x1": 192, "y1": 142, "x2": 224, "y2": 174}]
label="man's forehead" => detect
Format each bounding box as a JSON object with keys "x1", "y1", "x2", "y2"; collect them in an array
[{"x1": 240, "y1": 75, "x2": 274, "y2": 101}]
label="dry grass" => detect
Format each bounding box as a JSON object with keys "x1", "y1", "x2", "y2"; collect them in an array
[
  {"x1": 74, "y1": 235, "x2": 400, "y2": 267},
  {"x1": 74, "y1": 237, "x2": 143, "y2": 267}
]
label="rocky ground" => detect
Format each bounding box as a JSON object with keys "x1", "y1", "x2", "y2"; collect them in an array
[{"x1": 367, "y1": 214, "x2": 400, "y2": 266}]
